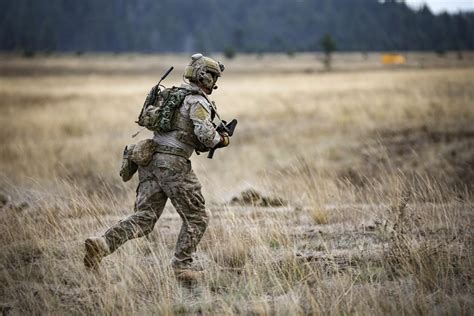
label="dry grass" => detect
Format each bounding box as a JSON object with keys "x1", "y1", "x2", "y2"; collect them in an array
[{"x1": 0, "y1": 53, "x2": 473, "y2": 314}]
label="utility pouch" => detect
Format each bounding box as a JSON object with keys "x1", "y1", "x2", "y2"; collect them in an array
[
  {"x1": 131, "y1": 139, "x2": 158, "y2": 166},
  {"x1": 119, "y1": 144, "x2": 138, "y2": 182}
]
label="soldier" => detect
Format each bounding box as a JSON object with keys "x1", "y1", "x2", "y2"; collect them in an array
[{"x1": 83, "y1": 54, "x2": 229, "y2": 279}]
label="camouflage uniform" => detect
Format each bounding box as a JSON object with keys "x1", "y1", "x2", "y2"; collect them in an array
[{"x1": 102, "y1": 82, "x2": 221, "y2": 268}]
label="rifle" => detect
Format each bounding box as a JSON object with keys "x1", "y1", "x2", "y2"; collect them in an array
[{"x1": 208, "y1": 119, "x2": 238, "y2": 159}]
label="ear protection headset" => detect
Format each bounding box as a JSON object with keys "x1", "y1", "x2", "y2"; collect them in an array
[{"x1": 184, "y1": 53, "x2": 224, "y2": 89}]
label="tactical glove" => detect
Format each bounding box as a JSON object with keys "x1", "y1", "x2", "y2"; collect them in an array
[{"x1": 216, "y1": 132, "x2": 230, "y2": 148}]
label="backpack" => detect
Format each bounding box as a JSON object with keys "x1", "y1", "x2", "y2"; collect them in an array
[{"x1": 136, "y1": 86, "x2": 196, "y2": 133}]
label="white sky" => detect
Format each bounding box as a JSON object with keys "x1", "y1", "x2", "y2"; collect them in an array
[{"x1": 405, "y1": 0, "x2": 474, "y2": 13}]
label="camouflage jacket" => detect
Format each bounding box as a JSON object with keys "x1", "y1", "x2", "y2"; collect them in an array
[{"x1": 153, "y1": 83, "x2": 221, "y2": 157}]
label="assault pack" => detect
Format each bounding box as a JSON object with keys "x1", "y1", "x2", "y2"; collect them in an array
[
  {"x1": 137, "y1": 85, "x2": 198, "y2": 132},
  {"x1": 136, "y1": 66, "x2": 202, "y2": 133}
]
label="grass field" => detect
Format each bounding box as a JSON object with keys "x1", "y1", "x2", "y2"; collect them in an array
[{"x1": 0, "y1": 52, "x2": 473, "y2": 314}]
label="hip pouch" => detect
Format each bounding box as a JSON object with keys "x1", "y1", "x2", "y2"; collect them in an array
[
  {"x1": 119, "y1": 144, "x2": 138, "y2": 182},
  {"x1": 131, "y1": 139, "x2": 158, "y2": 166}
]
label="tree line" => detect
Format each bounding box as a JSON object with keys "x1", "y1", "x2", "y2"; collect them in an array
[{"x1": 0, "y1": 0, "x2": 472, "y2": 54}]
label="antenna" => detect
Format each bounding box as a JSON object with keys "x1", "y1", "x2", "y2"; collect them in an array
[{"x1": 157, "y1": 66, "x2": 174, "y2": 87}]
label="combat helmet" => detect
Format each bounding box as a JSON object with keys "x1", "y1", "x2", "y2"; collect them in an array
[{"x1": 184, "y1": 53, "x2": 224, "y2": 92}]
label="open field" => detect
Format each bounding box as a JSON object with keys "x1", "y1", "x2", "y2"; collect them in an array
[{"x1": 0, "y1": 53, "x2": 473, "y2": 314}]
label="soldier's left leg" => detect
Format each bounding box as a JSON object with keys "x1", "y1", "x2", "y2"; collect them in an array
[
  {"x1": 157, "y1": 161, "x2": 209, "y2": 268},
  {"x1": 103, "y1": 173, "x2": 167, "y2": 253},
  {"x1": 84, "y1": 175, "x2": 167, "y2": 269},
  {"x1": 84, "y1": 165, "x2": 168, "y2": 269}
]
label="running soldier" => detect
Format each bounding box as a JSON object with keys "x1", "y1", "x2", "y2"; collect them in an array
[{"x1": 84, "y1": 54, "x2": 230, "y2": 279}]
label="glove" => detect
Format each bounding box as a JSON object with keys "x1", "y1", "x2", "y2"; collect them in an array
[{"x1": 216, "y1": 132, "x2": 230, "y2": 148}]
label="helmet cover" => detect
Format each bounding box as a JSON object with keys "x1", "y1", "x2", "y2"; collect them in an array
[{"x1": 184, "y1": 53, "x2": 224, "y2": 91}]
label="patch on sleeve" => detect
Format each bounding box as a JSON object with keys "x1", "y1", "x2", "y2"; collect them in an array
[{"x1": 193, "y1": 104, "x2": 209, "y2": 120}]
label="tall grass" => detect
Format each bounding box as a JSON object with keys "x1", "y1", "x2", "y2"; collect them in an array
[{"x1": 0, "y1": 54, "x2": 473, "y2": 314}]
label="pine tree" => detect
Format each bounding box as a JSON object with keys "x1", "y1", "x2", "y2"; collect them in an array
[{"x1": 320, "y1": 33, "x2": 337, "y2": 71}]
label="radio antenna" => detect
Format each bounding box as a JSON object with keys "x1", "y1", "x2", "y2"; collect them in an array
[{"x1": 158, "y1": 66, "x2": 174, "y2": 87}]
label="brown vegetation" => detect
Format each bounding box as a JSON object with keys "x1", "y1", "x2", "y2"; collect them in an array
[{"x1": 0, "y1": 53, "x2": 473, "y2": 314}]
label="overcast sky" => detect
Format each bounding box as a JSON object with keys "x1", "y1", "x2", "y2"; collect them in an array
[{"x1": 404, "y1": 0, "x2": 474, "y2": 13}]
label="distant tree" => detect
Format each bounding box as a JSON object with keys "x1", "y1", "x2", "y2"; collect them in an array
[
  {"x1": 455, "y1": 43, "x2": 463, "y2": 60},
  {"x1": 361, "y1": 50, "x2": 369, "y2": 60},
  {"x1": 1, "y1": 0, "x2": 473, "y2": 53},
  {"x1": 320, "y1": 33, "x2": 337, "y2": 71},
  {"x1": 435, "y1": 47, "x2": 446, "y2": 57},
  {"x1": 22, "y1": 49, "x2": 36, "y2": 58},
  {"x1": 223, "y1": 46, "x2": 236, "y2": 59}
]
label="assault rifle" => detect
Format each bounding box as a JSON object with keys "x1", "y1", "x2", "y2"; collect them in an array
[{"x1": 208, "y1": 119, "x2": 238, "y2": 159}]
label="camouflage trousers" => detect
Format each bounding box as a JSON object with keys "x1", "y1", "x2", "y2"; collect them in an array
[{"x1": 103, "y1": 153, "x2": 208, "y2": 265}]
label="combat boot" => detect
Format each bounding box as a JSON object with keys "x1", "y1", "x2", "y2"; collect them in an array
[
  {"x1": 171, "y1": 256, "x2": 204, "y2": 284},
  {"x1": 84, "y1": 236, "x2": 110, "y2": 269},
  {"x1": 174, "y1": 268, "x2": 204, "y2": 284}
]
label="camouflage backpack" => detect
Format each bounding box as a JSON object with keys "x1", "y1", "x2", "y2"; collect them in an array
[{"x1": 137, "y1": 86, "x2": 197, "y2": 133}]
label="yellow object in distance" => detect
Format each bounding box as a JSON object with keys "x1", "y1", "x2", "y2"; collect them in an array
[{"x1": 381, "y1": 54, "x2": 406, "y2": 65}]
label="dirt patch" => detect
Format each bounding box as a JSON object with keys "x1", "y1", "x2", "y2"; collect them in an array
[
  {"x1": 0, "y1": 193, "x2": 30, "y2": 212},
  {"x1": 230, "y1": 189, "x2": 287, "y2": 207},
  {"x1": 375, "y1": 126, "x2": 474, "y2": 156},
  {"x1": 339, "y1": 125, "x2": 474, "y2": 192},
  {"x1": 0, "y1": 92, "x2": 78, "y2": 109}
]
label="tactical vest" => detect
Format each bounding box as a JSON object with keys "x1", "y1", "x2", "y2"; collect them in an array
[
  {"x1": 138, "y1": 86, "x2": 211, "y2": 152},
  {"x1": 173, "y1": 104, "x2": 210, "y2": 153}
]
